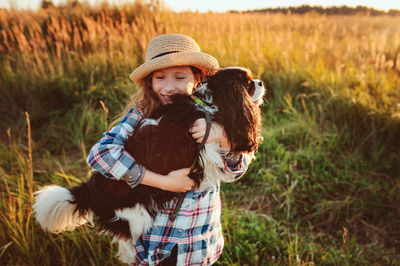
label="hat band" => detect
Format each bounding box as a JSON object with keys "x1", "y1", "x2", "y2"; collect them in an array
[{"x1": 151, "y1": 50, "x2": 180, "y2": 60}]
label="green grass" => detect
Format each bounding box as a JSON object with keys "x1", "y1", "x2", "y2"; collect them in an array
[
  {"x1": 1, "y1": 3, "x2": 400, "y2": 265},
  {"x1": 218, "y1": 88, "x2": 400, "y2": 264}
]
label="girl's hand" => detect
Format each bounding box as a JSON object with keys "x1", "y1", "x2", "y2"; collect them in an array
[
  {"x1": 190, "y1": 118, "x2": 230, "y2": 149},
  {"x1": 163, "y1": 168, "x2": 195, "y2": 192}
]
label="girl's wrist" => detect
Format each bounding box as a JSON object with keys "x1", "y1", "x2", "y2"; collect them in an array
[{"x1": 140, "y1": 169, "x2": 167, "y2": 190}]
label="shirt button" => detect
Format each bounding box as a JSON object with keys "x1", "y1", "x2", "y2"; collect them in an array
[{"x1": 178, "y1": 229, "x2": 183, "y2": 233}]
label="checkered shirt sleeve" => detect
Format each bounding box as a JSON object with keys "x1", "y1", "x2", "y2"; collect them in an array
[{"x1": 87, "y1": 105, "x2": 144, "y2": 181}]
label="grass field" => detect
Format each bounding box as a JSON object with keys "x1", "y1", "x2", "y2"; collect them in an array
[{"x1": 1, "y1": 2, "x2": 400, "y2": 265}]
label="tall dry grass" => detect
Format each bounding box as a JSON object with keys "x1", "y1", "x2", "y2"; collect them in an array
[{"x1": 1, "y1": 7, "x2": 399, "y2": 120}]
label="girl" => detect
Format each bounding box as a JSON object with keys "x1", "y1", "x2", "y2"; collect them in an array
[{"x1": 87, "y1": 34, "x2": 249, "y2": 265}]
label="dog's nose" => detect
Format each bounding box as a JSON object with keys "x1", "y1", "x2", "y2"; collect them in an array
[{"x1": 258, "y1": 81, "x2": 263, "y2": 87}]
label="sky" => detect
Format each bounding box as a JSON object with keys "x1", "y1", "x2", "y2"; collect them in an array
[{"x1": 1, "y1": 0, "x2": 400, "y2": 12}]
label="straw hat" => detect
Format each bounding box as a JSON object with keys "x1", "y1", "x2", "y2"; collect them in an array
[{"x1": 130, "y1": 34, "x2": 219, "y2": 83}]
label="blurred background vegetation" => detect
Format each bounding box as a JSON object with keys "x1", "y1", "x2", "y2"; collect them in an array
[{"x1": 0, "y1": 1, "x2": 399, "y2": 265}]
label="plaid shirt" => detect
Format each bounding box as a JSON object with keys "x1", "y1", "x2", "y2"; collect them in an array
[
  {"x1": 87, "y1": 105, "x2": 145, "y2": 180},
  {"x1": 87, "y1": 105, "x2": 249, "y2": 265}
]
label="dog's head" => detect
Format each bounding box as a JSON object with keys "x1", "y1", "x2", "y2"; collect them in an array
[{"x1": 195, "y1": 67, "x2": 264, "y2": 154}]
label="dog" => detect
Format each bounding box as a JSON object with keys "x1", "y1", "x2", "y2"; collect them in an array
[{"x1": 33, "y1": 67, "x2": 265, "y2": 264}]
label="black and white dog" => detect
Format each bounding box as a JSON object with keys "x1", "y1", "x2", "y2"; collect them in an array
[{"x1": 33, "y1": 67, "x2": 265, "y2": 264}]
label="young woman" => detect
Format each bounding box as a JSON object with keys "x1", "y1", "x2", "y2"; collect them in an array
[{"x1": 87, "y1": 34, "x2": 249, "y2": 265}]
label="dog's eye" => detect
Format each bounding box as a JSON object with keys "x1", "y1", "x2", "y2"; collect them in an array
[{"x1": 258, "y1": 81, "x2": 263, "y2": 87}]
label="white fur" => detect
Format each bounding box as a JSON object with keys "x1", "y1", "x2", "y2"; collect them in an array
[
  {"x1": 252, "y1": 79, "x2": 265, "y2": 104},
  {"x1": 198, "y1": 143, "x2": 235, "y2": 190},
  {"x1": 33, "y1": 185, "x2": 93, "y2": 233},
  {"x1": 198, "y1": 143, "x2": 255, "y2": 190},
  {"x1": 223, "y1": 66, "x2": 249, "y2": 72},
  {"x1": 115, "y1": 238, "x2": 137, "y2": 264},
  {"x1": 140, "y1": 117, "x2": 162, "y2": 128},
  {"x1": 111, "y1": 205, "x2": 154, "y2": 264}
]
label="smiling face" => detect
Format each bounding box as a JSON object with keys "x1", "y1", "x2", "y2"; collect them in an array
[{"x1": 152, "y1": 66, "x2": 199, "y2": 105}]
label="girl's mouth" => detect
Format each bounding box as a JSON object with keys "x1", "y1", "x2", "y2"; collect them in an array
[{"x1": 161, "y1": 94, "x2": 173, "y2": 104}]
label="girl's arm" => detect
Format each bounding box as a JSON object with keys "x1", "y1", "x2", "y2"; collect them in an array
[
  {"x1": 140, "y1": 168, "x2": 194, "y2": 192},
  {"x1": 87, "y1": 106, "x2": 143, "y2": 184},
  {"x1": 87, "y1": 106, "x2": 195, "y2": 192},
  {"x1": 191, "y1": 119, "x2": 251, "y2": 181}
]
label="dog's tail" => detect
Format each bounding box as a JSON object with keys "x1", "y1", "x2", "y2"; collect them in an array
[{"x1": 33, "y1": 184, "x2": 93, "y2": 233}]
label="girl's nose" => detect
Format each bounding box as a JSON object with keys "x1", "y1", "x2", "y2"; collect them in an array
[
  {"x1": 164, "y1": 80, "x2": 177, "y2": 93},
  {"x1": 165, "y1": 86, "x2": 176, "y2": 93}
]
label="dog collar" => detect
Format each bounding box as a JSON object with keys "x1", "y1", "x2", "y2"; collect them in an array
[{"x1": 191, "y1": 95, "x2": 208, "y2": 108}]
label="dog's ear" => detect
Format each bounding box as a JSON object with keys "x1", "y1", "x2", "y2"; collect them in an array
[{"x1": 207, "y1": 69, "x2": 262, "y2": 154}]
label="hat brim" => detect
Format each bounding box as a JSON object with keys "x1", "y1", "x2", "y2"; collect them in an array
[{"x1": 129, "y1": 51, "x2": 219, "y2": 84}]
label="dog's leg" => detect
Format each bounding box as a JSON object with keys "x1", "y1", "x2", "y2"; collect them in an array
[
  {"x1": 198, "y1": 143, "x2": 230, "y2": 189},
  {"x1": 33, "y1": 185, "x2": 93, "y2": 233},
  {"x1": 113, "y1": 204, "x2": 154, "y2": 264},
  {"x1": 115, "y1": 238, "x2": 137, "y2": 264}
]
